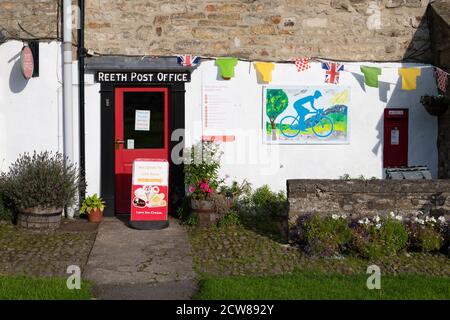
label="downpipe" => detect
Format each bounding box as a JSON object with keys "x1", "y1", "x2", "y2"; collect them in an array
[{"x1": 63, "y1": 0, "x2": 75, "y2": 218}]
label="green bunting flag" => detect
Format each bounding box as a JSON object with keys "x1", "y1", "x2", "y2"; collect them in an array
[
  {"x1": 360, "y1": 66, "x2": 382, "y2": 88},
  {"x1": 215, "y1": 57, "x2": 238, "y2": 80}
]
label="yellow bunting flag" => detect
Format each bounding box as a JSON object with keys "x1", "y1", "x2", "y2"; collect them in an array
[
  {"x1": 398, "y1": 68, "x2": 421, "y2": 90},
  {"x1": 253, "y1": 62, "x2": 275, "y2": 83}
]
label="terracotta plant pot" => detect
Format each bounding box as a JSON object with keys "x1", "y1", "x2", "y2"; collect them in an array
[{"x1": 88, "y1": 208, "x2": 103, "y2": 223}]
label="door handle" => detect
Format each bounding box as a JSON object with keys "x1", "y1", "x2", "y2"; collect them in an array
[{"x1": 115, "y1": 139, "x2": 125, "y2": 149}]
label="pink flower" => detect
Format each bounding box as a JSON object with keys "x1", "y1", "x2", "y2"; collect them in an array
[
  {"x1": 188, "y1": 186, "x2": 195, "y2": 193},
  {"x1": 200, "y1": 182, "x2": 209, "y2": 191},
  {"x1": 207, "y1": 188, "x2": 213, "y2": 193}
]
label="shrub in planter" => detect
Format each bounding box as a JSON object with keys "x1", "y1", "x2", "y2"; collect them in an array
[
  {"x1": 406, "y1": 214, "x2": 447, "y2": 252},
  {"x1": 2, "y1": 151, "x2": 80, "y2": 230},
  {"x1": 299, "y1": 214, "x2": 352, "y2": 257},
  {"x1": 184, "y1": 141, "x2": 224, "y2": 226},
  {"x1": 351, "y1": 213, "x2": 408, "y2": 259},
  {"x1": 184, "y1": 141, "x2": 223, "y2": 192}
]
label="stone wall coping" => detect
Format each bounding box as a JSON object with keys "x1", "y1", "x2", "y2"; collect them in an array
[{"x1": 287, "y1": 179, "x2": 450, "y2": 195}]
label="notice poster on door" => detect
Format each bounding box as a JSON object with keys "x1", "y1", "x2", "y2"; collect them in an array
[
  {"x1": 135, "y1": 110, "x2": 151, "y2": 131},
  {"x1": 130, "y1": 159, "x2": 168, "y2": 221}
]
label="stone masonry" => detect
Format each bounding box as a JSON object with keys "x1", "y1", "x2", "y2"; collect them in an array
[
  {"x1": 0, "y1": 0, "x2": 59, "y2": 40},
  {"x1": 0, "y1": 1, "x2": 435, "y2": 62},
  {"x1": 429, "y1": 1, "x2": 450, "y2": 179},
  {"x1": 84, "y1": 0, "x2": 433, "y2": 62},
  {"x1": 287, "y1": 179, "x2": 450, "y2": 219}
]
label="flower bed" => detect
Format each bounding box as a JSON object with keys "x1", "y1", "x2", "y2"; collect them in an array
[{"x1": 293, "y1": 211, "x2": 448, "y2": 258}]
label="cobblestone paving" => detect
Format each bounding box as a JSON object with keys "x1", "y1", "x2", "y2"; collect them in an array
[
  {"x1": 0, "y1": 219, "x2": 98, "y2": 277},
  {"x1": 189, "y1": 226, "x2": 450, "y2": 277}
]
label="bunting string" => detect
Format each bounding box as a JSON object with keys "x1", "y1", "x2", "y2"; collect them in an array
[{"x1": 175, "y1": 52, "x2": 449, "y2": 92}]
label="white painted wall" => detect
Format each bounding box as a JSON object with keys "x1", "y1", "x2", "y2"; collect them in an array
[
  {"x1": 0, "y1": 41, "x2": 64, "y2": 171},
  {"x1": 1, "y1": 40, "x2": 439, "y2": 198},
  {"x1": 185, "y1": 60, "x2": 439, "y2": 192},
  {"x1": 72, "y1": 68, "x2": 101, "y2": 197},
  {"x1": 0, "y1": 40, "x2": 100, "y2": 197}
]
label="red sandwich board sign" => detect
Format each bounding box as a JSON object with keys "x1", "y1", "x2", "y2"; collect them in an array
[
  {"x1": 129, "y1": 159, "x2": 169, "y2": 229},
  {"x1": 20, "y1": 46, "x2": 34, "y2": 79}
]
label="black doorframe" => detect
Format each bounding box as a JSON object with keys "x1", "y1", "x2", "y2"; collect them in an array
[{"x1": 99, "y1": 80, "x2": 186, "y2": 217}]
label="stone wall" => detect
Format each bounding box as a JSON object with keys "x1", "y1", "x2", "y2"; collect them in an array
[
  {"x1": 0, "y1": 0, "x2": 59, "y2": 40},
  {"x1": 287, "y1": 179, "x2": 450, "y2": 221},
  {"x1": 429, "y1": 1, "x2": 450, "y2": 179},
  {"x1": 85, "y1": 0, "x2": 432, "y2": 62},
  {"x1": 0, "y1": 1, "x2": 434, "y2": 62}
]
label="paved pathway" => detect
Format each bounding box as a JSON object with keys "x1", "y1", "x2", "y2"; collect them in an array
[{"x1": 83, "y1": 217, "x2": 197, "y2": 300}]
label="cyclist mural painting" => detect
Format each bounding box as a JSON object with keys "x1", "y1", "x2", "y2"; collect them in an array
[{"x1": 263, "y1": 86, "x2": 350, "y2": 144}]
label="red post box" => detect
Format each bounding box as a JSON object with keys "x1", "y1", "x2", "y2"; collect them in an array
[
  {"x1": 383, "y1": 108, "x2": 409, "y2": 168},
  {"x1": 129, "y1": 159, "x2": 169, "y2": 230}
]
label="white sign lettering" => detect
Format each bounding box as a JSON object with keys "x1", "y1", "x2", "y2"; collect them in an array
[{"x1": 96, "y1": 71, "x2": 190, "y2": 83}]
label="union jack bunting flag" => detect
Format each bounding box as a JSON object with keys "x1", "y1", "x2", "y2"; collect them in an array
[
  {"x1": 434, "y1": 67, "x2": 448, "y2": 93},
  {"x1": 322, "y1": 62, "x2": 344, "y2": 84},
  {"x1": 177, "y1": 55, "x2": 200, "y2": 67}
]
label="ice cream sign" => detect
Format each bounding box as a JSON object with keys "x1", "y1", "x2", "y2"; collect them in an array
[{"x1": 130, "y1": 159, "x2": 169, "y2": 222}]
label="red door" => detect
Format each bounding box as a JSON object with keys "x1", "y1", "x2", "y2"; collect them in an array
[
  {"x1": 383, "y1": 108, "x2": 408, "y2": 168},
  {"x1": 115, "y1": 87, "x2": 169, "y2": 214}
]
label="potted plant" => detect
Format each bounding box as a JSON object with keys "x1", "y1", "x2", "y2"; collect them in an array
[
  {"x1": 420, "y1": 94, "x2": 450, "y2": 116},
  {"x1": 80, "y1": 193, "x2": 105, "y2": 223},
  {"x1": 2, "y1": 151, "x2": 80, "y2": 230},
  {"x1": 184, "y1": 141, "x2": 223, "y2": 226}
]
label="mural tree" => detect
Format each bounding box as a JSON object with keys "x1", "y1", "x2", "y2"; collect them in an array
[{"x1": 266, "y1": 89, "x2": 289, "y2": 140}]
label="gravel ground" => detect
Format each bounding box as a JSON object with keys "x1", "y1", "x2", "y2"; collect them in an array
[
  {"x1": 0, "y1": 219, "x2": 98, "y2": 277},
  {"x1": 188, "y1": 225, "x2": 450, "y2": 277}
]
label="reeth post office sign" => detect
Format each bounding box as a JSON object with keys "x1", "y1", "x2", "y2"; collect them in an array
[{"x1": 96, "y1": 71, "x2": 191, "y2": 83}]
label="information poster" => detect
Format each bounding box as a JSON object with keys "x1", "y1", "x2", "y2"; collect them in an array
[
  {"x1": 202, "y1": 83, "x2": 241, "y2": 142},
  {"x1": 130, "y1": 159, "x2": 168, "y2": 221}
]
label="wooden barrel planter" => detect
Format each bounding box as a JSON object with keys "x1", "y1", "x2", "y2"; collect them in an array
[
  {"x1": 190, "y1": 199, "x2": 219, "y2": 227},
  {"x1": 17, "y1": 207, "x2": 62, "y2": 231}
]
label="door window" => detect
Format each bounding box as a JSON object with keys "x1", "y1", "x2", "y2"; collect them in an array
[{"x1": 123, "y1": 92, "x2": 165, "y2": 149}]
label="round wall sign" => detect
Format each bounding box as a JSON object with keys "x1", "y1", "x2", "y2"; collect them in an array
[{"x1": 20, "y1": 46, "x2": 34, "y2": 79}]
